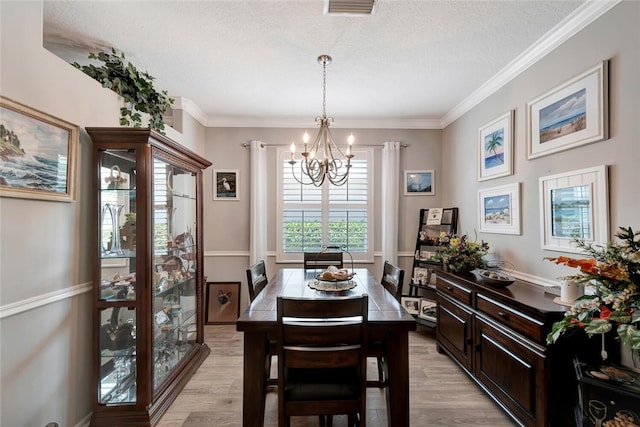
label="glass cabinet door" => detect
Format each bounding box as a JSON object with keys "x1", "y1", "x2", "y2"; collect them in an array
[
  {"x1": 98, "y1": 149, "x2": 137, "y2": 405},
  {"x1": 151, "y1": 157, "x2": 198, "y2": 390}
]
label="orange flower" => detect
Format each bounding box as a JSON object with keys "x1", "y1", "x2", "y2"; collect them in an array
[{"x1": 547, "y1": 256, "x2": 598, "y2": 274}]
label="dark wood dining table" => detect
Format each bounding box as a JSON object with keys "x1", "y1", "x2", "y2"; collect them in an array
[{"x1": 235, "y1": 268, "x2": 417, "y2": 427}]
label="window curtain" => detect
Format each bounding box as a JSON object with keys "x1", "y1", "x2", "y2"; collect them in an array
[
  {"x1": 381, "y1": 141, "x2": 401, "y2": 266},
  {"x1": 249, "y1": 140, "x2": 267, "y2": 265}
]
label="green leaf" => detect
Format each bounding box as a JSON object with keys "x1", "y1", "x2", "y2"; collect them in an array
[{"x1": 583, "y1": 319, "x2": 612, "y2": 335}]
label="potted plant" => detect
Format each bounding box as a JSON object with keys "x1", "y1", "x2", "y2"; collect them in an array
[
  {"x1": 72, "y1": 47, "x2": 174, "y2": 132},
  {"x1": 545, "y1": 227, "x2": 640, "y2": 368},
  {"x1": 431, "y1": 231, "x2": 490, "y2": 272}
]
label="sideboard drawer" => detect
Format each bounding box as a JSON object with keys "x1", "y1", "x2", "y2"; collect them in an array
[
  {"x1": 476, "y1": 294, "x2": 545, "y2": 343},
  {"x1": 436, "y1": 275, "x2": 472, "y2": 306}
]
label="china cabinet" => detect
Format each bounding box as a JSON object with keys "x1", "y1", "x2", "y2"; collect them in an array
[{"x1": 87, "y1": 128, "x2": 211, "y2": 426}]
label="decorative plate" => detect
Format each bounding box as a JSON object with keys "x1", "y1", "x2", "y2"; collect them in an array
[
  {"x1": 472, "y1": 269, "x2": 515, "y2": 287},
  {"x1": 314, "y1": 272, "x2": 356, "y2": 282}
]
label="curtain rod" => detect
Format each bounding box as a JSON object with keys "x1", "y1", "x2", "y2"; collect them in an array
[{"x1": 242, "y1": 142, "x2": 408, "y2": 148}]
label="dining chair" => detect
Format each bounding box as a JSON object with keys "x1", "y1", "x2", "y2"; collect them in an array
[
  {"x1": 303, "y1": 251, "x2": 343, "y2": 270},
  {"x1": 246, "y1": 260, "x2": 277, "y2": 387},
  {"x1": 277, "y1": 295, "x2": 368, "y2": 427},
  {"x1": 368, "y1": 261, "x2": 404, "y2": 388}
]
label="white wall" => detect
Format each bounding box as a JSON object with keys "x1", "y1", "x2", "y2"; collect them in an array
[
  {"x1": 441, "y1": 1, "x2": 640, "y2": 284},
  {"x1": 0, "y1": 2, "x2": 205, "y2": 426}
]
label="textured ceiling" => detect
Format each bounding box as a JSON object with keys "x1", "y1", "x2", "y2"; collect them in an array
[{"x1": 42, "y1": 0, "x2": 599, "y2": 128}]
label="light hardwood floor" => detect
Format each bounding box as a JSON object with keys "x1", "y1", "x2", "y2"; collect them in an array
[{"x1": 157, "y1": 324, "x2": 515, "y2": 427}]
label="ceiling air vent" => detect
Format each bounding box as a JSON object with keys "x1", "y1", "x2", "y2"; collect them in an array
[{"x1": 324, "y1": 0, "x2": 378, "y2": 16}]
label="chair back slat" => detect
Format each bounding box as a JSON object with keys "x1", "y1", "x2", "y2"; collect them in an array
[
  {"x1": 381, "y1": 261, "x2": 404, "y2": 301},
  {"x1": 246, "y1": 260, "x2": 268, "y2": 302},
  {"x1": 303, "y1": 252, "x2": 343, "y2": 270}
]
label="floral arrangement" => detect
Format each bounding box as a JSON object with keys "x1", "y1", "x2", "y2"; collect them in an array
[
  {"x1": 432, "y1": 231, "x2": 489, "y2": 272},
  {"x1": 545, "y1": 226, "x2": 640, "y2": 351}
]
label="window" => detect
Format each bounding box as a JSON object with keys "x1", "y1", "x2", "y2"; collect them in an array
[{"x1": 277, "y1": 147, "x2": 373, "y2": 262}]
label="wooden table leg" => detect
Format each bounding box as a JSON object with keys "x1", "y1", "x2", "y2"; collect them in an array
[
  {"x1": 385, "y1": 331, "x2": 410, "y2": 427},
  {"x1": 243, "y1": 331, "x2": 268, "y2": 427}
]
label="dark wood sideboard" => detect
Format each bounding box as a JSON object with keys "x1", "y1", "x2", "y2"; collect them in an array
[{"x1": 434, "y1": 268, "x2": 579, "y2": 427}]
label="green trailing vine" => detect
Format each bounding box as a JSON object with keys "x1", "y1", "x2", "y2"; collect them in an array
[{"x1": 72, "y1": 47, "x2": 174, "y2": 132}]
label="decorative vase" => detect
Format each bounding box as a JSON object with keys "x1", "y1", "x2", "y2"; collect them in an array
[
  {"x1": 108, "y1": 203, "x2": 125, "y2": 256},
  {"x1": 560, "y1": 279, "x2": 584, "y2": 304},
  {"x1": 620, "y1": 342, "x2": 640, "y2": 373}
]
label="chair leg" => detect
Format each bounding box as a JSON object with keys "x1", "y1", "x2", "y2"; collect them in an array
[
  {"x1": 377, "y1": 356, "x2": 385, "y2": 384},
  {"x1": 319, "y1": 415, "x2": 325, "y2": 426}
]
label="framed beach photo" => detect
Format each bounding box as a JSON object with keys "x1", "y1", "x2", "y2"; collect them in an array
[
  {"x1": 539, "y1": 165, "x2": 609, "y2": 253},
  {"x1": 213, "y1": 169, "x2": 238, "y2": 200},
  {"x1": 478, "y1": 182, "x2": 521, "y2": 235},
  {"x1": 404, "y1": 170, "x2": 434, "y2": 195},
  {"x1": 526, "y1": 61, "x2": 608, "y2": 160},
  {"x1": 0, "y1": 96, "x2": 78, "y2": 202},
  {"x1": 478, "y1": 111, "x2": 514, "y2": 181}
]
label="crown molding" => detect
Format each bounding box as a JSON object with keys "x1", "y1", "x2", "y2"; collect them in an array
[
  {"x1": 440, "y1": 0, "x2": 622, "y2": 128},
  {"x1": 205, "y1": 115, "x2": 441, "y2": 129}
]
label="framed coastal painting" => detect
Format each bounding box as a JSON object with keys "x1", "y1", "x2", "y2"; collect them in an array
[
  {"x1": 478, "y1": 182, "x2": 521, "y2": 235},
  {"x1": 213, "y1": 169, "x2": 238, "y2": 200},
  {"x1": 526, "y1": 60, "x2": 608, "y2": 160},
  {"x1": 0, "y1": 96, "x2": 78, "y2": 202},
  {"x1": 538, "y1": 165, "x2": 609, "y2": 253},
  {"x1": 404, "y1": 170, "x2": 434, "y2": 195},
  {"x1": 478, "y1": 111, "x2": 514, "y2": 181}
]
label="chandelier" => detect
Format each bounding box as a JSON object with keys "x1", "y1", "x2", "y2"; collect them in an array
[{"x1": 289, "y1": 54, "x2": 354, "y2": 187}]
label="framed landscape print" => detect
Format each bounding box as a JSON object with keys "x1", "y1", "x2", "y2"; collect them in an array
[
  {"x1": 213, "y1": 169, "x2": 238, "y2": 200},
  {"x1": 478, "y1": 110, "x2": 514, "y2": 181},
  {"x1": 526, "y1": 61, "x2": 608, "y2": 160},
  {"x1": 404, "y1": 170, "x2": 434, "y2": 195},
  {"x1": 478, "y1": 183, "x2": 521, "y2": 235},
  {"x1": 538, "y1": 165, "x2": 609, "y2": 253},
  {"x1": 0, "y1": 96, "x2": 78, "y2": 202}
]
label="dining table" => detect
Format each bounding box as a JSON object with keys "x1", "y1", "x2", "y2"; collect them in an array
[{"x1": 235, "y1": 267, "x2": 417, "y2": 427}]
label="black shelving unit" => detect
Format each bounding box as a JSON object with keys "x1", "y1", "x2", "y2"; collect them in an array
[{"x1": 407, "y1": 207, "x2": 458, "y2": 327}]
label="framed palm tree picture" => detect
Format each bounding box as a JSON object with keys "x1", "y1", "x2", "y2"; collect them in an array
[{"x1": 477, "y1": 110, "x2": 514, "y2": 181}]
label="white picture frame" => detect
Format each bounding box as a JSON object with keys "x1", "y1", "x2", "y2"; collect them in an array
[
  {"x1": 400, "y1": 297, "x2": 420, "y2": 315},
  {"x1": 404, "y1": 170, "x2": 434, "y2": 195},
  {"x1": 538, "y1": 165, "x2": 609, "y2": 253},
  {"x1": 526, "y1": 61, "x2": 608, "y2": 160},
  {"x1": 213, "y1": 169, "x2": 239, "y2": 200},
  {"x1": 478, "y1": 183, "x2": 521, "y2": 235},
  {"x1": 478, "y1": 110, "x2": 514, "y2": 181},
  {"x1": 418, "y1": 299, "x2": 437, "y2": 322}
]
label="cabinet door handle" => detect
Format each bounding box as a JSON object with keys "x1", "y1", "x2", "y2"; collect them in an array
[
  {"x1": 498, "y1": 312, "x2": 508, "y2": 318},
  {"x1": 446, "y1": 286, "x2": 453, "y2": 291}
]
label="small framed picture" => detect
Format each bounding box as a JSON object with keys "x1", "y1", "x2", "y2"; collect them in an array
[
  {"x1": 526, "y1": 61, "x2": 608, "y2": 160},
  {"x1": 404, "y1": 170, "x2": 434, "y2": 195},
  {"x1": 418, "y1": 299, "x2": 437, "y2": 322},
  {"x1": 206, "y1": 282, "x2": 241, "y2": 324},
  {"x1": 400, "y1": 297, "x2": 421, "y2": 315},
  {"x1": 413, "y1": 267, "x2": 432, "y2": 284},
  {"x1": 478, "y1": 110, "x2": 514, "y2": 181},
  {"x1": 478, "y1": 182, "x2": 521, "y2": 235},
  {"x1": 538, "y1": 165, "x2": 609, "y2": 253},
  {"x1": 213, "y1": 169, "x2": 238, "y2": 200}
]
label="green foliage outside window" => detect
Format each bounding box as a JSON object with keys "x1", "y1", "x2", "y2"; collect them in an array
[{"x1": 284, "y1": 220, "x2": 366, "y2": 252}]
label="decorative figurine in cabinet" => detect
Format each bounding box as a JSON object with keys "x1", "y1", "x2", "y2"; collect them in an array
[{"x1": 88, "y1": 128, "x2": 211, "y2": 426}]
